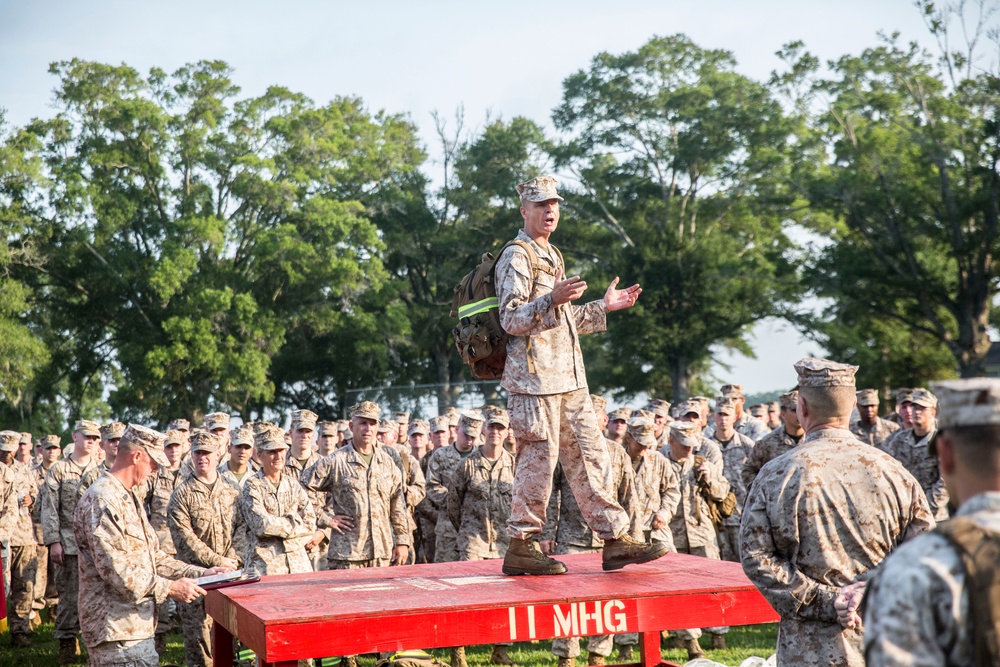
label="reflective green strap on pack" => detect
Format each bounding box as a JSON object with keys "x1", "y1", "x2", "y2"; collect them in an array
[{"x1": 457, "y1": 296, "x2": 498, "y2": 319}]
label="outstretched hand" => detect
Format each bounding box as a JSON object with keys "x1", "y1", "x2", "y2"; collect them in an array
[{"x1": 603, "y1": 277, "x2": 642, "y2": 312}]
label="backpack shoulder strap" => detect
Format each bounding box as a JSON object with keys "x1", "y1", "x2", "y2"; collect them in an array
[{"x1": 935, "y1": 516, "x2": 1000, "y2": 665}]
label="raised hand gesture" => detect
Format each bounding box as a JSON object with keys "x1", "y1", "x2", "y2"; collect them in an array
[{"x1": 603, "y1": 277, "x2": 642, "y2": 312}]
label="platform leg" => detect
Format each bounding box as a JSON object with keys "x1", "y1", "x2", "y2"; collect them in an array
[
  {"x1": 639, "y1": 630, "x2": 660, "y2": 667},
  {"x1": 212, "y1": 617, "x2": 234, "y2": 667}
]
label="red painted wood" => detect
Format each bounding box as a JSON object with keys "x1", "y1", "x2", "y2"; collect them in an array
[
  {"x1": 212, "y1": 620, "x2": 233, "y2": 667},
  {"x1": 639, "y1": 631, "x2": 660, "y2": 667},
  {"x1": 206, "y1": 552, "x2": 778, "y2": 663}
]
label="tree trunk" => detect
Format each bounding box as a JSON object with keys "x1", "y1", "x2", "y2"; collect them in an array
[
  {"x1": 669, "y1": 357, "x2": 693, "y2": 403},
  {"x1": 957, "y1": 301, "x2": 993, "y2": 378}
]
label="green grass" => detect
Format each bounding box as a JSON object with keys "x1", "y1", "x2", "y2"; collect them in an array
[{"x1": 0, "y1": 615, "x2": 777, "y2": 667}]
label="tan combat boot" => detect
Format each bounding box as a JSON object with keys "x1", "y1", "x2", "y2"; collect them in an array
[
  {"x1": 601, "y1": 535, "x2": 669, "y2": 571},
  {"x1": 557, "y1": 658, "x2": 574, "y2": 667},
  {"x1": 451, "y1": 646, "x2": 468, "y2": 667},
  {"x1": 10, "y1": 633, "x2": 32, "y2": 648},
  {"x1": 490, "y1": 645, "x2": 517, "y2": 666},
  {"x1": 685, "y1": 638, "x2": 706, "y2": 660},
  {"x1": 664, "y1": 633, "x2": 684, "y2": 649},
  {"x1": 617, "y1": 644, "x2": 633, "y2": 662},
  {"x1": 502, "y1": 538, "x2": 568, "y2": 575},
  {"x1": 711, "y1": 633, "x2": 726, "y2": 650},
  {"x1": 587, "y1": 654, "x2": 605, "y2": 666}
]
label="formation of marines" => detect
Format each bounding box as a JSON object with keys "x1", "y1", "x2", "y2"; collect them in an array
[{"x1": 0, "y1": 175, "x2": 990, "y2": 667}]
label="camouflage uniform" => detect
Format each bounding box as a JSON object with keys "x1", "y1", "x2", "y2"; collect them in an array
[
  {"x1": 168, "y1": 450, "x2": 245, "y2": 667},
  {"x1": 742, "y1": 426, "x2": 803, "y2": 492},
  {"x1": 495, "y1": 225, "x2": 630, "y2": 542},
  {"x1": 850, "y1": 417, "x2": 900, "y2": 448},
  {"x1": 543, "y1": 438, "x2": 643, "y2": 658},
  {"x1": 303, "y1": 440, "x2": 409, "y2": 569},
  {"x1": 631, "y1": 449, "x2": 680, "y2": 548},
  {"x1": 41, "y1": 451, "x2": 98, "y2": 640},
  {"x1": 863, "y1": 492, "x2": 999, "y2": 667},
  {"x1": 877, "y1": 428, "x2": 950, "y2": 522},
  {"x1": 143, "y1": 464, "x2": 184, "y2": 640},
  {"x1": 447, "y1": 447, "x2": 516, "y2": 560},
  {"x1": 741, "y1": 428, "x2": 935, "y2": 666},
  {"x1": 77, "y1": 461, "x2": 107, "y2": 500},
  {"x1": 426, "y1": 443, "x2": 474, "y2": 562},
  {"x1": 8, "y1": 458, "x2": 38, "y2": 638},
  {"x1": 704, "y1": 412, "x2": 770, "y2": 442},
  {"x1": 239, "y1": 469, "x2": 317, "y2": 576},
  {"x1": 284, "y1": 450, "x2": 329, "y2": 568},
  {"x1": 711, "y1": 431, "x2": 755, "y2": 563},
  {"x1": 75, "y1": 470, "x2": 205, "y2": 665},
  {"x1": 31, "y1": 457, "x2": 59, "y2": 615}
]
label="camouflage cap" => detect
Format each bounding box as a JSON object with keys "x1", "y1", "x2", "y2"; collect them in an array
[
  {"x1": 910, "y1": 388, "x2": 938, "y2": 409},
  {"x1": 484, "y1": 406, "x2": 510, "y2": 428},
  {"x1": 749, "y1": 404, "x2": 767, "y2": 418},
  {"x1": 459, "y1": 409, "x2": 485, "y2": 437},
  {"x1": 933, "y1": 379, "x2": 1000, "y2": 430},
  {"x1": 856, "y1": 389, "x2": 880, "y2": 407},
  {"x1": 626, "y1": 417, "x2": 657, "y2": 449},
  {"x1": 350, "y1": 401, "x2": 381, "y2": 421},
  {"x1": 719, "y1": 384, "x2": 744, "y2": 399},
  {"x1": 0, "y1": 430, "x2": 20, "y2": 452},
  {"x1": 164, "y1": 429, "x2": 186, "y2": 447},
  {"x1": 669, "y1": 420, "x2": 701, "y2": 448},
  {"x1": 794, "y1": 358, "x2": 858, "y2": 388},
  {"x1": 515, "y1": 175, "x2": 564, "y2": 203},
  {"x1": 121, "y1": 424, "x2": 169, "y2": 467},
  {"x1": 230, "y1": 426, "x2": 254, "y2": 447},
  {"x1": 255, "y1": 422, "x2": 289, "y2": 451},
  {"x1": 40, "y1": 435, "x2": 61, "y2": 449},
  {"x1": 715, "y1": 397, "x2": 737, "y2": 416},
  {"x1": 646, "y1": 398, "x2": 672, "y2": 418},
  {"x1": 204, "y1": 412, "x2": 231, "y2": 431},
  {"x1": 408, "y1": 419, "x2": 430, "y2": 436},
  {"x1": 290, "y1": 409, "x2": 318, "y2": 431},
  {"x1": 100, "y1": 421, "x2": 126, "y2": 440},
  {"x1": 19, "y1": 432, "x2": 31, "y2": 445},
  {"x1": 190, "y1": 431, "x2": 223, "y2": 453},
  {"x1": 779, "y1": 390, "x2": 799, "y2": 410},
  {"x1": 393, "y1": 411, "x2": 411, "y2": 425},
  {"x1": 676, "y1": 400, "x2": 701, "y2": 417},
  {"x1": 767, "y1": 401, "x2": 781, "y2": 412},
  {"x1": 429, "y1": 416, "x2": 449, "y2": 433},
  {"x1": 73, "y1": 420, "x2": 101, "y2": 437},
  {"x1": 445, "y1": 406, "x2": 460, "y2": 427},
  {"x1": 317, "y1": 420, "x2": 338, "y2": 436},
  {"x1": 590, "y1": 394, "x2": 607, "y2": 413},
  {"x1": 608, "y1": 407, "x2": 631, "y2": 422},
  {"x1": 167, "y1": 418, "x2": 190, "y2": 432},
  {"x1": 895, "y1": 388, "x2": 915, "y2": 404},
  {"x1": 630, "y1": 408, "x2": 654, "y2": 421},
  {"x1": 377, "y1": 421, "x2": 392, "y2": 434},
  {"x1": 338, "y1": 420, "x2": 351, "y2": 434}
]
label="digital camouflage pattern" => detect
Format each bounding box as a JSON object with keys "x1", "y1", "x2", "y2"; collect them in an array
[
  {"x1": 7, "y1": 459, "x2": 38, "y2": 636},
  {"x1": 543, "y1": 439, "x2": 641, "y2": 549},
  {"x1": 9, "y1": 458, "x2": 37, "y2": 546},
  {"x1": 41, "y1": 455, "x2": 99, "y2": 554},
  {"x1": 515, "y1": 175, "x2": 564, "y2": 203},
  {"x1": 863, "y1": 492, "x2": 1000, "y2": 667},
  {"x1": 630, "y1": 449, "x2": 680, "y2": 548},
  {"x1": 447, "y1": 447, "x2": 516, "y2": 559},
  {"x1": 495, "y1": 230, "x2": 607, "y2": 396},
  {"x1": 77, "y1": 461, "x2": 107, "y2": 501},
  {"x1": 74, "y1": 472, "x2": 204, "y2": 649},
  {"x1": 704, "y1": 412, "x2": 770, "y2": 442},
  {"x1": 740, "y1": 428, "x2": 935, "y2": 666},
  {"x1": 741, "y1": 426, "x2": 802, "y2": 491},
  {"x1": 238, "y1": 470, "x2": 317, "y2": 576},
  {"x1": 143, "y1": 466, "x2": 185, "y2": 555},
  {"x1": 301, "y1": 443, "x2": 409, "y2": 563},
  {"x1": 850, "y1": 417, "x2": 900, "y2": 447},
  {"x1": 506, "y1": 389, "x2": 630, "y2": 542},
  {"x1": 711, "y1": 430, "x2": 755, "y2": 561},
  {"x1": 665, "y1": 448, "x2": 729, "y2": 554},
  {"x1": 425, "y1": 442, "x2": 472, "y2": 561},
  {"x1": 877, "y1": 428, "x2": 950, "y2": 521}
]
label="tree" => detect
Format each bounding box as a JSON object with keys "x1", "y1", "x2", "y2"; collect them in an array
[
  {"x1": 14, "y1": 59, "x2": 418, "y2": 423},
  {"x1": 788, "y1": 1, "x2": 1000, "y2": 377},
  {"x1": 552, "y1": 34, "x2": 803, "y2": 401}
]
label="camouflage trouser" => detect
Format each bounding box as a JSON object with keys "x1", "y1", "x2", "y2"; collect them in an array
[
  {"x1": 416, "y1": 506, "x2": 437, "y2": 564},
  {"x1": 87, "y1": 637, "x2": 159, "y2": 667},
  {"x1": 326, "y1": 559, "x2": 390, "y2": 569},
  {"x1": 506, "y1": 389, "x2": 629, "y2": 541},
  {"x1": 717, "y1": 523, "x2": 741, "y2": 563},
  {"x1": 33, "y1": 542, "x2": 59, "y2": 610},
  {"x1": 179, "y1": 598, "x2": 212, "y2": 667},
  {"x1": 54, "y1": 554, "x2": 80, "y2": 639},
  {"x1": 434, "y1": 517, "x2": 458, "y2": 563},
  {"x1": 8, "y1": 544, "x2": 37, "y2": 635},
  {"x1": 551, "y1": 545, "x2": 612, "y2": 658},
  {"x1": 155, "y1": 599, "x2": 177, "y2": 636}
]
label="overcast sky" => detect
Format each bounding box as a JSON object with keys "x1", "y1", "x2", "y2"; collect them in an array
[{"x1": 0, "y1": 0, "x2": 936, "y2": 394}]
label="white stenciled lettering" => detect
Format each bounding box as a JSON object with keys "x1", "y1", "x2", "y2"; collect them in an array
[
  {"x1": 527, "y1": 605, "x2": 536, "y2": 639},
  {"x1": 509, "y1": 607, "x2": 517, "y2": 641},
  {"x1": 577, "y1": 601, "x2": 603, "y2": 635},
  {"x1": 603, "y1": 600, "x2": 627, "y2": 633},
  {"x1": 553, "y1": 604, "x2": 573, "y2": 637}
]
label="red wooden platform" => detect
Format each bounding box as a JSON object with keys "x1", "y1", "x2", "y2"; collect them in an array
[{"x1": 206, "y1": 553, "x2": 778, "y2": 667}]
